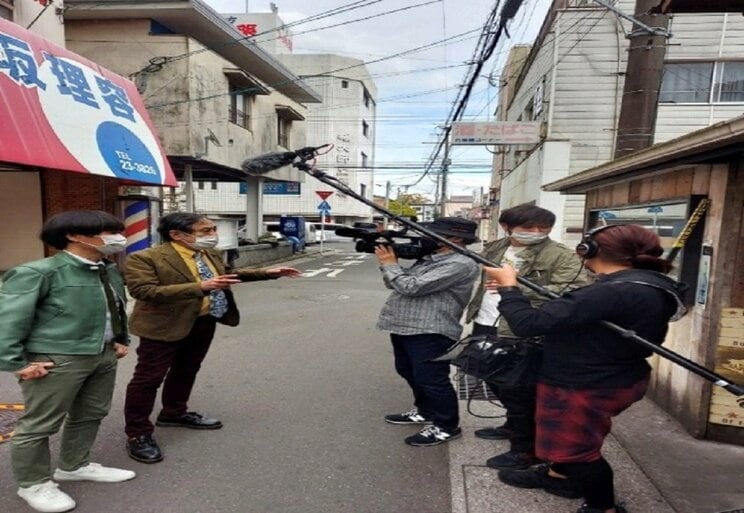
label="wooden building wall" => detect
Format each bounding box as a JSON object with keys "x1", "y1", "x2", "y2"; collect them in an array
[{"x1": 585, "y1": 161, "x2": 744, "y2": 444}]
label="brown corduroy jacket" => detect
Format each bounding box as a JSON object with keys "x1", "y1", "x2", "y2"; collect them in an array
[{"x1": 125, "y1": 243, "x2": 276, "y2": 341}]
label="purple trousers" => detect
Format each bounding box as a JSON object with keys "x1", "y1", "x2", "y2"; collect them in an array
[{"x1": 124, "y1": 316, "x2": 217, "y2": 438}]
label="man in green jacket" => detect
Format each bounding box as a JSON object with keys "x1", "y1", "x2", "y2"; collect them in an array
[
  {"x1": 0, "y1": 210, "x2": 136, "y2": 513},
  {"x1": 465, "y1": 204, "x2": 587, "y2": 473}
]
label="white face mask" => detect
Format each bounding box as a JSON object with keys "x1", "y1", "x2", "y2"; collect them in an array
[
  {"x1": 187, "y1": 235, "x2": 219, "y2": 250},
  {"x1": 510, "y1": 231, "x2": 549, "y2": 246},
  {"x1": 97, "y1": 233, "x2": 128, "y2": 255},
  {"x1": 76, "y1": 233, "x2": 127, "y2": 255}
]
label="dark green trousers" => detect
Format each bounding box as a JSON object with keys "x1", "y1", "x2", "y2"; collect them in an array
[{"x1": 11, "y1": 345, "x2": 118, "y2": 487}]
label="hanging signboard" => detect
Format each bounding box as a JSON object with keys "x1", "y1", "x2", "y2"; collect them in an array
[
  {"x1": 0, "y1": 18, "x2": 176, "y2": 186},
  {"x1": 451, "y1": 122, "x2": 542, "y2": 145}
]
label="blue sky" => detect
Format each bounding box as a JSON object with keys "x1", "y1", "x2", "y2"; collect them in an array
[{"x1": 204, "y1": 0, "x2": 551, "y2": 198}]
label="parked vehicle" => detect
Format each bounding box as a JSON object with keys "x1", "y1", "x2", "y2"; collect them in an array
[
  {"x1": 305, "y1": 223, "x2": 318, "y2": 244},
  {"x1": 237, "y1": 223, "x2": 285, "y2": 243},
  {"x1": 311, "y1": 222, "x2": 352, "y2": 243}
]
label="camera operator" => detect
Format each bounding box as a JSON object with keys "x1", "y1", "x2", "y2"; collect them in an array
[
  {"x1": 464, "y1": 204, "x2": 587, "y2": 471},
  {"x1": 376, "y1": 217, "x2": 479, "y2": 447}
]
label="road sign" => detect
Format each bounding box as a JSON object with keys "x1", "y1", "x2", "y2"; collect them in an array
[
  {"x1": 317, "y1": 200, "x2": 332, "y2": 212},
  {"x1": 316, "y1": 190, "x2": 334, "y2": 200}
]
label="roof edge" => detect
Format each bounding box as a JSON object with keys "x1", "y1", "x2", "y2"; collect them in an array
[{"x1": 543, "y1": 115, "x2": 744, "y2": 193}]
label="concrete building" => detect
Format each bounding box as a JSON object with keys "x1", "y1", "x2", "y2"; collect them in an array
[
  {"x1": 493, "y1": 0, "x2": 744, "y2": 247},
  {"x1": 443, "y1": 194, "x2": 475, "y2": 218},
  {"x1": 63, "y1": 0, "x2": 321, "y2": 244},
  {"x1": 270, "y1": 53, "x2": 377, "y2": 225},
  {"x1": 0, "y1": 2, "x2": 175, "y2": 271},
  {"x1": 185, "y1": 7, "x2": 377, "y2": 227}
]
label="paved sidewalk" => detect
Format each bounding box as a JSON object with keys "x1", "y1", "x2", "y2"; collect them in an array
[{"x1": 450, "y1": 397, "x2": 744, "y2": 513}]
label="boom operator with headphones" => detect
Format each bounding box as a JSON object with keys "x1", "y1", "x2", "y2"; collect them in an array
[{"x1": 575, "y1": 224, "x2": 627, "y2": 260}]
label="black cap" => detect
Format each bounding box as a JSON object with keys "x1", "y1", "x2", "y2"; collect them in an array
[{"x1": 420, "y1": 217, "x2": 479, "y2": 242}]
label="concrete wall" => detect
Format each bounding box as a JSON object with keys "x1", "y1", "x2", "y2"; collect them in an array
[
  {"x1": 232, "y1": 241, "x2": 292, "y2": 268},
  {"x1": 11, "y1": 0, "x2": 65, "y2": 45}
]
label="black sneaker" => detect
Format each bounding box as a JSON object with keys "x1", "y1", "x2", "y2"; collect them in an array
[
  {"x1": 486, "y1": 450, "x2": 541, "y2": 470},
  {"x1": 405, "y1": 425, "x2": 462, "y2": 446},
  {"x1": 498, "y1": 464, "x2": 583, "y2": 498},
  {"x1": 384, "y1": 408, "x2": 432, "y2": 425},
  {"x1": 474, "y1": 425, "x2": 512, "y2": 440},
  {"x1": 577, "y1": 503, "x2": 628, "y2": 513}
]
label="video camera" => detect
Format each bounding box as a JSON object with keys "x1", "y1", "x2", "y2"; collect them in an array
[{"x1": 334, "y1": 226, "x2": 440, "y2": 259}]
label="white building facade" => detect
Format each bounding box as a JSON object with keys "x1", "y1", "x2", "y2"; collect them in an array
[
  {"x1": 196, "y1": 9, "x2": 377, "y2": 226},
  {"x1": 268, "y1": 54, "x2": 377, "y2": 224},
  {"x1": 495, "y1": 0, "x2": 744, "y2": 246}
]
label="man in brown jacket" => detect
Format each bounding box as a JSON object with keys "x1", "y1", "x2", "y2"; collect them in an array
[{"x1": 124, "y1": 213, "x2": 300, "y2": 463}]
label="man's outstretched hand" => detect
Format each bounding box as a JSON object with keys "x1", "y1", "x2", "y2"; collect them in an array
[{"x1": 267, "y1": 267, "x2": 303, "y2": 278}]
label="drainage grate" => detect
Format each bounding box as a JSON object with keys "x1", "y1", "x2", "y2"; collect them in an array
[{"x1": 0, "y1": 403, "x2": 25, "y2": 443}]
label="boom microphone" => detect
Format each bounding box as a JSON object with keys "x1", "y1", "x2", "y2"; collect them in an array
[{"x1": 240, "y1": 144, "x2": 331, "y2": 175}]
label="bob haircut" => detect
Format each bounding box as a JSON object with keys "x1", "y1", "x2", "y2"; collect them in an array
[
  {"x1": 499, "y1": 204, "x2": 556, "y2": 229},
  {"x1": 40, "y1": 210, "x2": 125, "y2": 250},
  {"x1": 157, "y1": 213, "x2": 208, "y2": 242}
]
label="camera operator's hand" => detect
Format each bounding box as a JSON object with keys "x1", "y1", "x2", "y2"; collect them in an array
[{"x1": 375, "y1": 244, "x2": 398, "y2": 266}]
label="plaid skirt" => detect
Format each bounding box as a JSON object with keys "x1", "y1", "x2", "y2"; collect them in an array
[{"x1": 535, "y1": 377, "x2": 649, "y2": 463}]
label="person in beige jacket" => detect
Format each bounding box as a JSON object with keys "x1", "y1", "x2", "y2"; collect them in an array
[
  {"x1": 123, "y1": 213, "x2": 300, "y2": 464},
  {"x1": 465, "y1": 204, "x2": 587, "y2": 472}
]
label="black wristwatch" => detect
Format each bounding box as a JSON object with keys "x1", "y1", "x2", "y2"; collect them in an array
[{"x1": 496, "y1": 286, "x2": 521, "y2": 293}]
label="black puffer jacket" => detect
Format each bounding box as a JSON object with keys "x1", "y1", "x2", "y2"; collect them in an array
[{"x1": 497, "y1": 269, "x2": 687, "y2": 389}]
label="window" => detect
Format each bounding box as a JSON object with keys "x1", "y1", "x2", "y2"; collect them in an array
[
  {"x1": 363, "y1": 88, "x2": 372, "y2": 108},
  {"x1": 660, "y1": 63, "x2": 714, "y2": 103},
  {"x1": 360, "y1": 183, "x2": 367, "y2": 198},
  {"x1": 228, "y1": 85, "x2": 253, "y2": 130},
  {"x1": 362, "y1": 120, "x2": 369, "y2": 138},
  {"x1": 277, "y1": 117, "x2": 291, "y2": 148},
  {"x1": 714, "y1": 61, "x2": 744, "y2": 102},
  {"x1": 275, "y1": 105, "x2": 304, "y2": 149},
  {"x1": 0, "y1": 0, "x2": 12, "y2": 21},
  {"x1": 198, "y1": 181, "x2": 205, "y2": 190},
  {"x1": 361, "y1": 152, "x2": 368, "y2": 169},
  {"x1": 341, "y1": 80, "x2": 349, "y2": 88},
  {"x1": 659, "y1": 61, "x2": 744, "y2": 103},
  {"x1": 211, "y1": 181, "x2": 217, "y2": 190},
  {"x1": 587, "y1": 197, "x2": 708, "y2": 305}
]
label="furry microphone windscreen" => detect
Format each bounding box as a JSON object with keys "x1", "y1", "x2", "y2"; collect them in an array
[{"x1": 240, "y1": 151, "x2": 296, "y2": 175}]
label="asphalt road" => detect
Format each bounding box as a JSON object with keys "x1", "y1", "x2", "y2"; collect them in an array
[{"x1": 0, "y1": 243, "x2": 452, "y2": 513}]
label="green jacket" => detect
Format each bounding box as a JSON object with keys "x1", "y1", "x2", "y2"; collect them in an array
[
  {"x1": 0, "y1": 252, "x2": 128, "y2": 372},
  {"x1": 465, "y1": 237, "x2": 588, "y2": 337}
]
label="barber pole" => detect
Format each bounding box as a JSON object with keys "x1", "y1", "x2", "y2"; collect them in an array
[{"x1": 124, "y1": 201, "x2": 151, "y2": 254}]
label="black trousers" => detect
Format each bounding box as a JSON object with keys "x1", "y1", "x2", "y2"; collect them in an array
[
  {"x1": 124, "y1": 316, "x2": 217, "y2": 438},
  {"x1": 472, "y1": 323, "x2": 537, "y2": 455},
  {"x1": 391, "y1": 333, "x2": 459, "y2": 430}
]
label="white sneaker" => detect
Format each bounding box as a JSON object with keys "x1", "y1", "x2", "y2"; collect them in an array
[
  {"x1": 17, "y1": 481, "x2": 75, "y2": 513},
  {"x1": 53, "y1": 462, "x2": 136, "y2": 483}
]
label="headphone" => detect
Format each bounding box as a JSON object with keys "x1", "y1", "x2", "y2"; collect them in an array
[{"x1": 575, "y1": 224, "x2": 626, "y2": 259}]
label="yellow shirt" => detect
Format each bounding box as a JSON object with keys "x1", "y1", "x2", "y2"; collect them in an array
[{"x1": 170, "y1": 242, "x2": 219, "y2": 316}]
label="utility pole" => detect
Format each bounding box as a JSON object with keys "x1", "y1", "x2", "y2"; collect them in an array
[
  {"x1": 383, "y1": 180, "x2": 391, "y2": 230},
  {"x1": 613, "y1": 0, "x2": 670, "y2": 158},
  {"x1": 439, "y1": 136, "x2": 450, "y2": 217}
]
